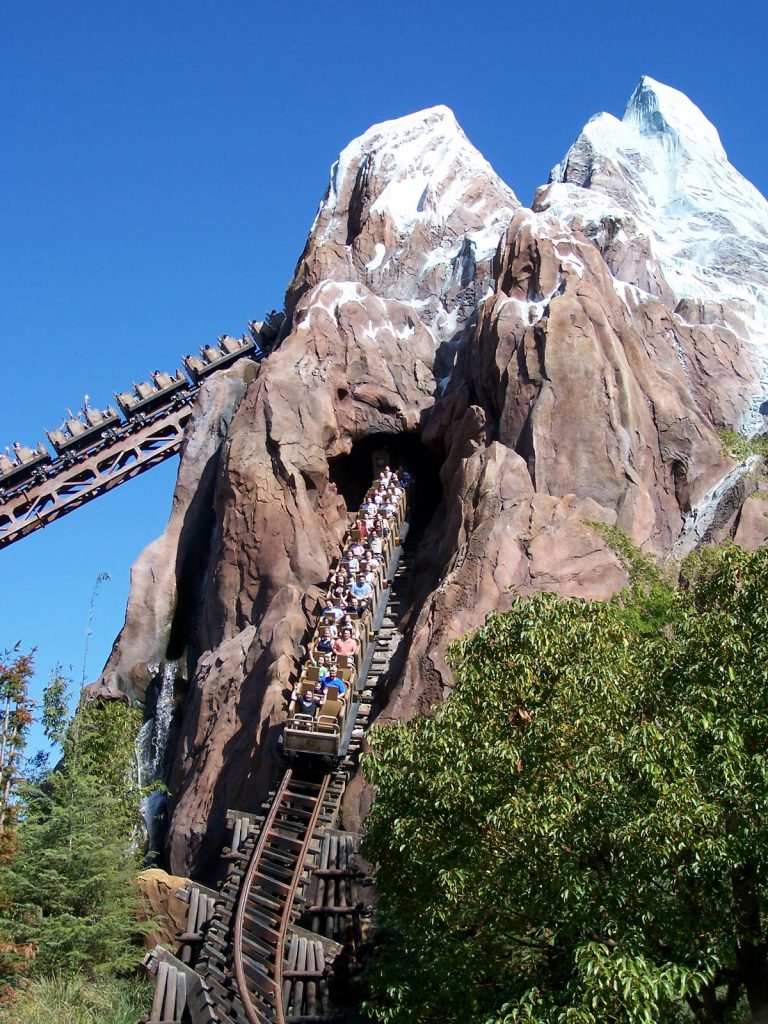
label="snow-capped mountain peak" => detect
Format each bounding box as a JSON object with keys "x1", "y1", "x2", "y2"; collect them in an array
[
  {"x1": 623, "y1": 76, "x2": 726, "y2": 160},
  {"x1": 289, "y1": 105, "x2": 519, "y2": 345},
  {"x1": 537, "y1": 77, "x2": 768, "y2": 428},
  {"x1": 320, "y1": 104, "x2": 519, "y2": 242}
]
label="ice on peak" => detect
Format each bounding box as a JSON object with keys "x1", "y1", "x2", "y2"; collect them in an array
[
  {"x1": 545, "y1": 76, "x2": 768, "y2": 283},
  {"x1": 322, "y1": 104, "x2": 518, "y2": 237},
  {"x1": 301, "y1": 104, "x2": 519, "y2": 349},
  {"x1": 623, "y1": 76, "x2": 726, "y2": 160},
  {"x1": 355, "y1": 104, "x2": 460, "y2": 144},
  {"x1": 328, "y1": 105, "x2": 463, "y2": 202},
  {"x1": 540, "y1": 76, "x2": 768, "y2": 430}
]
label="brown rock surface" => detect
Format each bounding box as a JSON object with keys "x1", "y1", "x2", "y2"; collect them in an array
[
  {"x1": 733, "y1": 491, "x2": 768, "y2": 549},
  {"x1": 90, "y1": 361, "x2": 258, "y2": 705},
  {"x1": 136, "y1": 868, "x2": 189, "y2": 951},
  {"x1": 383, "y1": 206, "x2": 746, "y2": 724},
  {"x1": 164, "y1": 281, "x2": 441, "y2": 874}
]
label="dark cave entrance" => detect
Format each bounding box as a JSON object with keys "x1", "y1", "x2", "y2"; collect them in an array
[{"x1": 327, "y1": 431, "x2": 444, "y2": 538}]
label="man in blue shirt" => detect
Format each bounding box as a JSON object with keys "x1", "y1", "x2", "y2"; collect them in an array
[
  {"x1": 349, "y1": 574, "x2": 373, "y2": 604},
  {"x1": 324, "y1": 667, "x2": 346, "y2": 696}
]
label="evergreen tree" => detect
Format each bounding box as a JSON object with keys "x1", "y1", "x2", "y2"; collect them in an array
[
  {"x1": 0, "y1": 649, "x2": 37, "y2": 991},
  {"x1": 0, "y1": 648, "x2": 35, "y2": 832},
  {"x1": 4, "y1": 770, "x2": 145, "y2": 976},
  {"x1": 0, "y1": 695, "x2": 147, "y2": 979}
]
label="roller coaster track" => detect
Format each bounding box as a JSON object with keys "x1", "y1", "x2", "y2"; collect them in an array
[
  {"x1": 0, "y1": 399, "x2": 194, "y2": 549},
  {"x1": 233, "y1": 769, "x2": 335, "y2": 1024},
  {"x1": 145, "y1": 526, "x2": 417, "y2": 1023},
  {"x1": 0, "y1": 315, "x2": 285, "y2": 550}
]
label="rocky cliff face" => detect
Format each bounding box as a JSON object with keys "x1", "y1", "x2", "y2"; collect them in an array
[{"x1": 94, "y1": 84, "x2": 768, "y2": 877}]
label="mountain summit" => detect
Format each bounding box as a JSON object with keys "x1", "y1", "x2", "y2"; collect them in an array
[
  {"x1": 623, "y1": 75, "x2": 726, "y2": 156},
  {"x1": 289, "y1": 104, "x2": 518, "y2": 346},
  {"x1": 538, "y1": 76, "x2": 768, "y2": 416}
]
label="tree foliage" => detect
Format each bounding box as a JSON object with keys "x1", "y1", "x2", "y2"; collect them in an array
[
  {"x1": 0, "y1": 693, "x2": 147, "y2": 980},
  {"x1": 583, "y1": 520, "x2": 677, "y2": 636},
  {"x1": 361, "y1": 545, "x2": 768, "y2": 1024},
  {"x1": 0, "y1": 650, "x2": 37, "y2": 991},
  {"x1": 40, "y1": 668, "x2": 70, "y2": 749},
  {"x1": 715, "y1": 428, "x2": 768, "y2": 464},
  {"x1": 0, "y1": 649, "x2": 36, "y2": 833},
  {"x1": 64, "y1": 694, "x2": 143, "y2": 840}
]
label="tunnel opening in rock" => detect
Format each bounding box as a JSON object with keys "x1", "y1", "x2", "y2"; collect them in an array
[{"x1": 328, "y1": 431, "x2": 444, "y2": 537}]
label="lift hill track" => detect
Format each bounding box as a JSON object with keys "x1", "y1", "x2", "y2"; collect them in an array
[{"x1": 0, "y1": 314, "x2": 283, "y2": 549}]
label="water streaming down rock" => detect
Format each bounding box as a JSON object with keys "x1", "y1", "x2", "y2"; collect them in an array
[
  {"x1": 135, "y1": 718, "x2": 154, "y2": 790},
  {"x1": 151, "y1": 661, "x2": 176, "y2": 774},
  {"x1": 672, "y1": 457, "x2": 759, "y2": 558},
  {"x1": 135, "y1": 661, "x2": 177, "y2": 858}
]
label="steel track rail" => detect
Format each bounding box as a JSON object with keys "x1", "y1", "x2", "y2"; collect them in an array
[
  {"x1": 0, "y1": 337, "x2": 267, "y2": 550},
  {"x1": 233, "y1": 769, "x2": 331, "y2": 1024},
  {"x1": 0, "y1": 404, "x2": 193, "y2": 548}
]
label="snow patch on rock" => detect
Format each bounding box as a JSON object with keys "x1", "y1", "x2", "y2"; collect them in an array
[{"x1": 365, "y1": 242, "x2": 386, "y2": 272}]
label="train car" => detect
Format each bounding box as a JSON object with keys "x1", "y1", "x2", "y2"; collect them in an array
[
  {"x1": 0, "y1": 442, "x2": 51, "y2": 492},
  {"x1": 46, "y1": 405, "x2": 121, "y2": 456},
  {"x1": 114, "y1": 369, "x2": 188, "y2": 418},
  {"x1": 248, "y1": 310, "x2": 285, "y2": 357},
  {"x1": 283, "y1": 682, "x2": 355, "y2": 762},
  {"x1": 1, "y1": 312, "x2": 281, "y2": 514},
  {"x1": 183, "y1": 335, "x2": 256, "y2": 383}
]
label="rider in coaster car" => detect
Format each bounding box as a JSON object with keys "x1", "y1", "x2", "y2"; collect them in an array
[{"x1": 325, "y1": 665, "x2": 346, "y2": 697}]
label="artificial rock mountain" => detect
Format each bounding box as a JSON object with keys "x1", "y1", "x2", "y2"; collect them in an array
[{"x1": 92, "y1": 80, "x2": 768, "y2": 877}]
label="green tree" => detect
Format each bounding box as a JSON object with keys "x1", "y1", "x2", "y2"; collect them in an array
[
  {"x1": 361, "y1": 545, "x2": 768, "y2": 1024},
  {"x1": 0, "y1": 649, "x2": 37, "y2": 993},
  {"x1": 0, "y1": 696, "x2": 147, "y2": 979},
  {"x1": 40, "y1": 667, "x2": 70, "y2": 749},
  {"x1": 0, "y1": 649, "x2": 36, "y2": 833},
  {"x1": 64, "y1": 693, "x2": 143, "y2": 839}
]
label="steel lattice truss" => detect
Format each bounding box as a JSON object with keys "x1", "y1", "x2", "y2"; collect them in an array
[{"x1": 0, "y1": 403, "x2": 194, "y2": 548}]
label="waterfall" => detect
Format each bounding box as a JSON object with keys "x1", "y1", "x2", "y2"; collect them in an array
[
  {"x1": 672, "y1": 456, "x2": 758, "y2": 559},
  {"x1": 150, "y1": 661, "x2": 175, "y2": 777},
  {"x1": 135, "y1": 661, "x2": 177, "y2": 859},
  {"x1": 135, "y1": 719, "x2": 154, "y2": 793}
]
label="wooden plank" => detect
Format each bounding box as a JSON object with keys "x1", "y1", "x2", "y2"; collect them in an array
[{"x1": 151, "y1": 962, "x2": 169, "y2": 1021}]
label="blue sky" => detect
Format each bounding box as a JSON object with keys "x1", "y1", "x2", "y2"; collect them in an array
[{"x1": 2, "y1": 0, "x2": 766, "y2": 758}]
